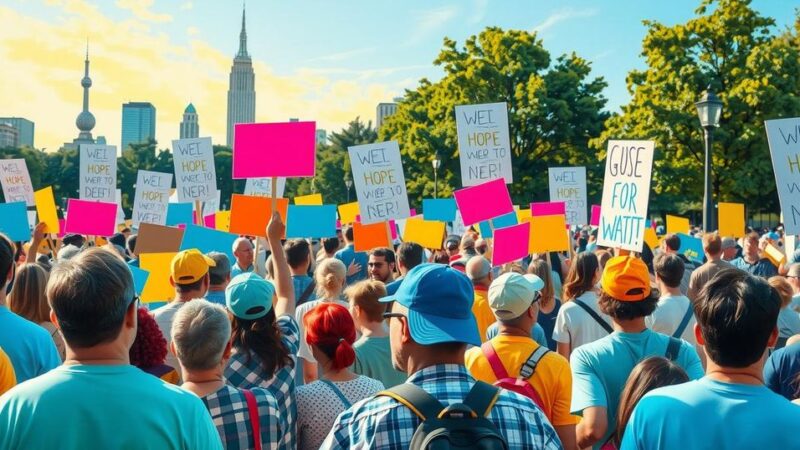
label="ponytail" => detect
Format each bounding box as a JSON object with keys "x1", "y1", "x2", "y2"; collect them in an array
[{"x1": 304, "y1": 303, "x2": 356, "y2": 370}]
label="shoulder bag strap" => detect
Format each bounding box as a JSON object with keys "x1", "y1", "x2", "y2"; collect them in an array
[
  {"x1": 673, "y1": 303, "x2": 694, "y2": 338},
  {"x1": 242, "y1": 389, "x2": 262, "y2": 450},
  {"x1": 376, "y1": 383, "x2": 445, "y2": 421},
  {"x1": 320, "y1": 379, "x2": 352, "y2": 408},
  {"x1": 665, "y1": 337, "x2": 682, "y2": 361},
  {"x1": 519, "y1": 346, "x2": 550, "y2": 379},
  {"x1": 298, "y1": 280, "x2": 316, "y2": 304},
  {"x1": 481, "y1": 341, "x2": 511, "y2": 379},
  {"x1": 463, "y1": 381, "x2": 502, "y2": 418},
  {"x1": 573, "y1": 299, "x2": 614, "y2": 334}
]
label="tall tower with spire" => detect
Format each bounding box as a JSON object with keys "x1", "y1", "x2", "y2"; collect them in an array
[
  {"x1": 226, "y1": 4, "x2": 256, "y2": 147},
  {"x1": 180, "y1": 103, "x2": 199, "y2": 139},
  {"x1": 67, "y1": 44, "x2": 96, "y2": 148}
]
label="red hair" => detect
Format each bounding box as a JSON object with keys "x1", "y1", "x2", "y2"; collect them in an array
[
  {"x1": 130, "y1": 307, "x2": 168, "y2": 368},
  {"x1": 303, "y1": 303, "x2": 356, "y2": 370}
]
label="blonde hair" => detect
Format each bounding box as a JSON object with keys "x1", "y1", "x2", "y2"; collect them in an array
[
  {"x1": 9, "y1": 263, "x2": 50, "y2": 323},
  {"x1": 527, "y1": 260, "x2": 555, "y2": 308},
  {"x1": 768, "y1": 276, "x2": 793, "y2": 308},
  {"x1": 345, "y1": 280, "x2": 388, "y2": 323},
  {"x1": 315, "y1": 258, "x2": 346, "y2": 299}
]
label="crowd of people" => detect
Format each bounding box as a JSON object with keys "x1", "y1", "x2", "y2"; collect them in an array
[{"x1": 0, "y1": 214, "x2": 799, "y2": 449}]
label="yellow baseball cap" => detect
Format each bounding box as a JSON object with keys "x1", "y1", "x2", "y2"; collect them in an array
[{"x1": 171, "y1": 249, "x2": 216, "y2": 284}]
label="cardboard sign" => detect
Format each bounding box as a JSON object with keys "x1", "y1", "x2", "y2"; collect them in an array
[
  {"x1": 353, "y1": 221, "x2": 391, "y2": 252},
  {"x1": 180, "y1": 224, "x2": 237, "y2": 264},
  {"x1": 129, "y1": 265, "x2": 150, "y2": 296},
  {"x1": 676, "y1": 233, "x2": 704, "y2": 263},
  {"x1": 455, "y1": 102, "x2": 513, "y2": 186},
  {"x1": 666, "y1": 215, "x2": 691, "y2": 235},
  {"x1": 596, "y1": 140, "x2": 655, "y2": 251},
  {"x1": 548, "y1": 167, "x2": 587, "y2": 225},
  {"x1": 422, "y1": 198, "x2": 457, "y2": 222},
  {"x1": 64, "y1": 199, "x2": 117, "y2": 237},
  {"x1": 528, "y1": 215, "x2": 570, "y2": 254},
  {"x1": 338, "y1": 202, "x2": 360, "y2": 225},
  {"x1": 294, "y1": 193, "x2": 323, "y2": 205},
  {"x1": 718, "y1": 203, "x2": 745, "y2": 238},
  {"x1": 135, "y1": 223, "x2": 185, "y2": 255},
  {"x1": 140, "y1": 252, "x2": 177, "y2": 303},
  {"x1": 132, "y1": 170, "x2": 173, "y2": 228},
  {"x1": 229, "y1": 194, "x2": 289, "y2": 237},
  {"x1": 286, "y1": 205, "x2": 337, "y2": 238},
  {"x1": 244, "y1": 177, "x2": 286, "y2": 198},
  {"x1": 165, "y1": 203, "x2": 194, "y2": 227},
  {"x1": 0, "y1": 159, "x2": 34, "y2": 206},
  {"x1": 348, "y1": 141, "x2": 411, "y2": 224},
  {"x1": 590, "y1": 204, "x2": 601, "y2": 227},
  {"x1": 765, "y1": 242, "x2": 786, "y2": 267},
  {"x1": 403, "y1": 219, "x2": 446, "y2": 250},
  {"x1": 34, "y1": 187, "x2": 60, "y2": 234},
  {"x1": 202, "y1": 189, "x2": 222, "y2": 216},
  {"x1": 172, "y1": 137, "x2": 217, "y2": 202},
  {"x1": 0, "y1": 202, "x2": 30, "y2": 241},
  {"x1": 492, "y1": 222, "x2": 531, "y2": 266},
  {"x1": 531, "y1": 202, "x2": 566, "y2": 217},
  {"x1": 79, "y1": 144, "x2": 117, "y2": 202},
  {"x1": 453, "y1": 178, "x2": 514, "y2": 226},
  {"x1": 233, "y1": 122, "x2": 316, "y2": 178},
  {"x1": 644, "y1": 227, "x2": 659, "y2": 250},
  {"x1": 766, "y1": 118, "x2": 800, "y2": 234}
]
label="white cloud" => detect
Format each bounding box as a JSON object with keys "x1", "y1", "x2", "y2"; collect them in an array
[
  {"x1": 469, "y1": 0, "x2": 489, "y2": 24},
  {"x1": 407, "y1": 5, "x2": 459, "y2": 46},
  {"x1": 532, "y1": 8, "x2": 598, "y2": 34},
  {"x1": 305, "y1": 47, "x2": 376, "y2": 64},
  {"x1": 115, "y1": 0, "x2": 172, "y2": 23}
]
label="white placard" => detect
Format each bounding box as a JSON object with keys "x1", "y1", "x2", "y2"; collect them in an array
[
  {"x1": 132, "y1": 170, "x2": 172, "y2": 228},
  {"x1": 202, "y1": 189, "x2": 222, "y2": 216},
  {"x1": 244, "y1": 178, "x2": 286, "y2": 198},
  {"x1": 549, "y1": 167, "x2": 588, "y2": 225},
  {"x1": 172, "y1": 137, "x2": 217, "y2": 202},
  {"x1": 348, "y1": 140, "x2": 411, "y2": 224},
  {"x1": 79, "y1": 144, "x2": 117, "y2": 202},
  {"x1": 455, "y1": 102, "x2": 513, "y2": 186},
  {"x1": 596, "y1": 140, "x2": 654, "y2": 252},
  {"x1": 115, "y1": 189, "x2": 125, "y2": 224},
  {"x1": 0, "y1": 158, "x2": 34, "y2": 206},
  {"x1": 766, "y1": 118, "x2": 800, "y2": 235}
]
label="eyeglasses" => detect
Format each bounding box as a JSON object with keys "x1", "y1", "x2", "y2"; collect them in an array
[
  {"x1": 532, "y1": 292, "x2": 542, "y2": 304},
  {"x1": 383, "y1": 312, "x2": 406, "y2": 320}
]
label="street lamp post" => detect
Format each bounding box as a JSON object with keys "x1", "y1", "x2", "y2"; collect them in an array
[
  {"x1": 695, "y1": 84, "x2": 723, "y2": 233},
  {"x1": 432, "y1": 152, "x2": 441, "y2": 199},
  {"x1": 344, "y1": 177, "x2": 352, "y2": 203}
]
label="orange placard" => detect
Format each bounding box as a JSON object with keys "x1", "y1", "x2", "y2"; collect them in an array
[
  {"x1": 229, "y1": 194, "x2": 288, "y2": 237},
  {"x1": 353, "y1": 221, "x2": 391, "y2": 252},
  {"x1": 528, "y1": 215, "x2": 569, "y2": 254}
]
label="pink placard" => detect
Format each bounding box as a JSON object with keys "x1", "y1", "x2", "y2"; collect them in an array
[
  {"x1": 57, "y1": 219, "x2": 66, "y2": 238},
  {"x1": 453, "y1": 179, "x2": 514, "y2": 226},
  {"x1": 491, "y1": 222, "x2": 531, "y2": 266},
  {"x1": 590, "y1": 204, "x2": 601, "y2": 227},
  {"x1": 530, "y1": 202, "x2": 566, "y2": 217},
  {"x1": 390, "y1": 219, "x2": 397, "y2": 240},
  {"x1": 64, "y1": 199, "x2": 117, "y2": 237},
  {"x1": 410, "y1": 209, "x2": 417, "y2": 216},
  {"x1": 192, "y1": 212, "x2": 217, "y2": 228},
  {"x1": 233, "y1": 122, "x2": 316, "y2": 178}
]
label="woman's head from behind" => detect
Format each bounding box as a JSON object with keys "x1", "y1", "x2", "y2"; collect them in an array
[
  {"x1": 315, "y1": 257, "x2": 346, "y2": 299},
  {"x1": 130, "y1": 307, "x2": 169, "y2": 368},
  {"x1": 563, "y1": 251, "x2": 600, "y2": 300},
  {"x1": 527, "y1": 259, "x2": 554, "y2": 307},
  {"x1": 8, "y1": 263, "x2": 49, "y2": 323},
  {"x1": 304, "y1": 303, "x2": 356, "y2": 371}
]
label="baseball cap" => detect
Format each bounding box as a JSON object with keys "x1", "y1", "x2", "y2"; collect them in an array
[
  {"x1": 380, "y1": 263, "x2": 480, "y2": 346},
  {"x1": 226, "y1": 273, "x2": 275, "y2": 320},
  {"x1": 170, "y1": 249, "x2": 216, "y2": 284},
  {"x1": 488, "y1": 273, "x2": 545, "y2": 320},
  {"x1": 601, "y1": 256, "x2": 654, "y2": 302}
]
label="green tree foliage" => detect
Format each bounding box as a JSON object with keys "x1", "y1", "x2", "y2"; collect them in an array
[
  {"x1": 379, "y1": 27, "x2": 609, "y2": 206},
  {"x1": 592, "y1": 0, "x2": 800, "y2": 216}
]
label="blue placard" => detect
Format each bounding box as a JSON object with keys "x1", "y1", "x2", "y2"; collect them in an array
[
  {"x1": 180, "y1": 224, "x2": 238, "y2": 263},
  {"x1": 166, "y1": 203, "x2": 193, "y2": 226},
  {"x1": 478, "y1": 211, "x2": 518, "y2": 239},
  {"x1": 422, "y1": 198, "x2": 457, "y2": 222},
  {"x1": 677, "y1": 232, "x2": 704, "y2": 263},
  {"x1": 286, "y1": 205, "x2": 337, "y2": 238},
  {"x1": 128, "y1": 265, "x2": 150, "y2": 296},
  {"x1": 0, "y1": 202, "x2": 31, "y2": 242}
]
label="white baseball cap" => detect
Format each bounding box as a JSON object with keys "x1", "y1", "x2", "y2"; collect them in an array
[{"x1": 488, "y1": 273, "x2": 545, "y2": 320}]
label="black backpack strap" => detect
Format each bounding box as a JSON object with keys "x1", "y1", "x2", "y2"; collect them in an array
[
  {"x1": 376, "y1": 383, "x2": 445, "y2": 421},
  {"x1": 573, "y1": 299, "x2": 614, "y2": 334},
  {"x1": 462, "y1": 381, "x2": 501, "y2": 418},
  {"x1": 673, "y1": 303, "x2": 694, "y2": 338},
  {"x1": 665, "y1": 336, "x2": 682, "y2": 361},
  {"x1": 297, "y1": 280, "x2": 316, "y2": 305},
  {"x1": 519, "y1": 346, "x2": 550, "y2": 379}
]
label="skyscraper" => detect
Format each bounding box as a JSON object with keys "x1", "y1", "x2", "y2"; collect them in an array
[
  {"x1": 0, "y1": 123, "x2": 18, "y2": 148},
  {"x1": 226, "y1": 5, "x2": 256, "y2": 147},
  {"x1": 64, "y1": 45, "x2": 96, "y2": 150},
  {"x1": 0, "y1": 118, "x2": 34, "y2": 147},
  {"x1": 180, "y1": 103, "x2": 199, "y2": 139},
  {"x1": 121, "y1": 102, "x2": 156, "y2": 150},
  {"x1": 376, "y1": 102, "x2": 398, "y2": 128}
]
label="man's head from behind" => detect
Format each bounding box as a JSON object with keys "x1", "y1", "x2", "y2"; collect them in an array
[
  {"x1": 653, "y1": 253, "x2": 684, "y2": 290},
  {"x1": 345, "y1": 280, "x2": 388, "y2": 327},
  {"x1": 232, "y1": 237, "x2": 254, "y2": 269},
  {"x1": 696, "y1": 269, "x2": 780, "y2": 368},
  {"x1": 599, "y1": 256, "x2": 658, "y2": 320},
  {"x1": 396, "y1": 242, "x2": 423, "y2": 276},
  {"x1": 171, "y1": 299, "x2": 232, "y2": 373},
  {"x1": 207, "y1": 252, "x2": 231, "y2": 289},
  {"x1": 47, "y1": 248, "x2": 137, "y2": 350},
  {"x1": 466, "y1": 255, "x2": 492, "y2": 287},
  {"x1": 170, "y1": 249, "x2": 215, "y2": 297},
  {"x1": 702, "y1": 232, "x2": 722, "y2": 258},
  {"x1": 489, "y1": 273, "x2": 544, "y2": 333},
  {"x1": 284, "y1": 239, "x2": 311, "y2": 273},
  {"x1": 343, "y1": 225, "x2": 355, "y2": 244},
  {"x1": 662, "y1": 234, "x2": 681, "y2": 254}
]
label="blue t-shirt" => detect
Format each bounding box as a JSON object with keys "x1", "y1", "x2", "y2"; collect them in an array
[
  {"x1": 292, "y1": 274, "x2": 316, "y2": 305},
  {"x1": 0, "y1": 306, "x2": 60, "y2": 383},
  {"x1": 571, "y1": 329, "x2": 704, "y2": 450},
  {"x1": 230, "y1": 262, "x2": 253, "y2": 278},
  {"x1": 335, "y1": 244, "x2": 368, "y2": 285},
  {"x1": 621, "y1": 377, "x2": 800, "y2": 450},
  {"x1": 0, "y1": 364, "x2": 222, "y2": 449},
  {"x1": 204, "y1": 289, "x2": 227, "y2": 307},
  {"x1": 485, "y1": 322, "x2": 549, "y2": 349},
  {"x1": 764, "y1": 342, "x2": 800, "y2": 400}
]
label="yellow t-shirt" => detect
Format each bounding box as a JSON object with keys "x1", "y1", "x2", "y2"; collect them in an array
[
  {"x1": 465, "y1": 334, "x2": 578, "y2": 426},
  {"x1": 472, "y1": 287, "x2": 496, "y2": 342},
  {"x1": 0, "y1": 347, "x2": 16, "y2": 396}
]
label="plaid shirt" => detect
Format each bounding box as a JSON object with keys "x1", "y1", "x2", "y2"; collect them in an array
[
  {"x1": 321, "y1": 364, "x2": 563, "y2": 450},
  {"x1": 201, "y1": 385, "x2": 282, "y2": 450},
  {"x1": 225, "y1": 315, "x2": 299, "y2": 450}
]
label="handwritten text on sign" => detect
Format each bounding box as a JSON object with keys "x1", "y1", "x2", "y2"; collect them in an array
[
  {"x1": 244, "y1": 177, "x2": 286, "y2": 198},
  {"x1": 79, "y1": 144, "x2": 117, "y2": 202},
  {"x1": 0, "y1": 159, "x2": 34, "y2": 206},
  {"x1": 455, "y1": 102, "x2": 513, "y2": 186},
  {"x1": 349, "y1": 141, "x2": 411, "y2": 224},
  {"x1": 766, "y1": 118, "x2": 800, "y2": 235},
  {"x1": 132, "y1": 170, "x2": 173, "y2": 228},
  {"x1": 172, "y1": 137, "x2": 217, "y2": 202},
  {"x1": 596, "y1": 140, "x2": 654, "y2": 252},
  {"x1": 548, "y1": 167, "x2": 588, "y2": 225}
]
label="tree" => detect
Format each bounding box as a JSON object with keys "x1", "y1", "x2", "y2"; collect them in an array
[{"x1": 592, "y1": 0, "x2": 800, "y2": 217}]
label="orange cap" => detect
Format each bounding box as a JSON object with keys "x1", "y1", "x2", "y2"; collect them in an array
[{"x1": 600, "y1": 256, "x2": 652, "y2": 302}]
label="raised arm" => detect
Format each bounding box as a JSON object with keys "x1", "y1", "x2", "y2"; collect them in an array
[{"x1": 267, "y1": 212, "x2": 294, "y2": 317}]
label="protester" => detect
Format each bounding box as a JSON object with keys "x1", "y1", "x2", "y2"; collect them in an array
[
  {"x1": 334, "y1": 225, "x2": 367, "y2": 285},
  {"x1": 367, "y1": 247, "x2": 395, "y2": 284},
  {"x1": 129, "y1": 307, "x2": 179, "y2": 384},
  {"x1": 786, "y1": 263, "x2": 800, "y2": 312},
  {"x1": 730, "y1": 232, "x2": 778, "y2": 278},
  {"x1": 648, "y1": 254, "x2": 698, "y2": 346},
  {"x1": 459, "y1": 233, "x2": 479, "y2": 262},
  {"x1": 764, "y1": 339, "x2": 800, "y2": 400},
  {"x1": 720, "y1": 236, "x2": 739, "y2": 261},
  {"x1": 285, "y1": 239, "x2": 316, "y2": 305},
  {"x1": 466, "y1": 255, "x2": 495, "y2": 342},
  {"x1": 660, "y1": 234, "x2": 697, "y2": 294},
  {"x1": 767, "y1": 276, "x2": 800, "y2": 348},
  {"x1": 318, "y1": 236, "x2": 341, "y2": 265},
  {"x1": 444, "y1": 235, "x2": 461, "y2": 260},
  {"x1": 431, "y1": 249, "x2": 451, "y2": 265},
  {"x1": 174, "y1": 299, "x2": 283, "y2": 449},
  {"x1": 126, "y1": 234, "x2": 139, "y2": 267},
  {"x1": 475, "y1": 237, "x2": 489, "y2": 255},
  {"x1": 571, "y1": 255, "x2": 703, "y2": 450},
  {"x1": 385, "y1": 241, "x2": 423, "y2": 295},
  {"x1": 205, "y1": 251, "x2": 231, "y2": 307},
  {"x1": 529, "y1": 259, "x2": 562, "y2": 351},
  {"x1": 8, "y1": 262, "x2": 65, "y2": 359},
  {"x1": 297, "y1": 303, "x2": 384, "y2": 450},
  {"x1": 620, "y1": 269, "x2": 800, "y2": 449},
  {"x1": 57, "y1": 243, "x2": 82, "y2": 261},
  {"x1": 225, "y1": 212, "x2": 299, "y2": 450},
  {"x1": 231, "y1": 237, "x2": 258, "y2": 277},
  {"x1": 322, "y1": 263, "x2": 561, "y2": 449},
  {"x1": 465, "y1": 272, "x2": 577, "y2": 450},
  {"x1": 687, "y1": 233, "x2": 736, "y2": 301},
  {"x1": 347, "y1": 280, "x2": 407, "y2": 388},
  {"x1": 553, "y1": 251, "x2": 610, "y2": 360},
  {"x1": 595, "y1": 249, "x2": 612, "y2": 271},
  {"x1": 153, "y1": 249, "x2": 215, "y2": 380},
  {"x1": 0, "y1": 248, "x2": 221, "y2": 449},
  {"x1": 0, "y1": 347, "x2": 15, "y2": 396}
]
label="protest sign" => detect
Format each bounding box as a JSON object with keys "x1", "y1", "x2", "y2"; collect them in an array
[
  {"x1": 338, "y1": 202, "x2": 360, "y2": 225},
  {"x1": 644, "y1": 227, "x2": 659, "y2": 250},
  {"x1": 79, "y1": 144, "x2": 117, "y2": 202},
  {"x1": 140, "y1": 252, "x2": 177, "y2": 303},
  {"x1": 165, "y1": 203, "x2": 193, "y2": 227},
  {"x1": 403, "y1": 219, "x2": 446, "y2": 250},
  {"x1": 229, "y1": 194, "x2": 288, "y2": 237},
  {"x1": 0, "y1": 159, "x2": 34, "y2": 206},
  {"x1": 492, "y1": 222, "x2": 531, "y2": 266},
  {"x1": 676, "y1": 233, "x2": 704, "y2": 262},
  {"x1": 596, "y1": 140, "x2": 654, "y2": 251},
  {"x1": 590, "y1": 205, "x2": 601, "y2": 227},
  {"x1": 115, "y1": 189, "x2": 125, "y2": 224},
  {"x1": 129, "y1": 265, "x2": 150, "y2": 296},
  {"x1": 294, "y1": 193, "x2": 323, "y2": 205},
  {"x1": 348, "y1": 141, "x2": 411, "y2": 224},
  {"x1": 479, "y1": 212, "x2": 517, "y2": 239},
  {"x1": 286, "y1": 205, "x2": 337, "y2": 238},
  {"x1": 132, "y1": 170, "x2": 173, "y2": 228},
  {"x1": 0, "y1": 202, "x2": 30, "y2": 241},
  {"x1": 233, "y1": 122, "x2": 316, "y2": 178},
  {"x1": 172, "y1": 137, "x2": 217, "y2": 202},
  {"x1": 666, "y1": 215, "x2": 691, "y2": 235},
  {"x1": 528, "y1": 215, "x2": 569, "y2": 254},
  {"x1": 766, "y1": 118, "x2": 800, "y2": 234},
  {"x1": 765, "y1": 243, "x2": 786, "y2": 268},
  {"x1": 453, "y1": 178, "x2": 514, "y2": 226},
  {"x1": 422, "y1": 198, "x2": 457, "y2": 222},
  {"x1": 64, "y1": 199, "x2": 116, "y2": 237},
  {"x1": 516, "y1": 208, "x2": 531, "y2": 223},
  {"x1": 531, "y1": 202, "x2": 566, "y2": 217},
  {"x1": 450, "y1": 210, "x2": 467, "y2": 237},
  {"x1": 135, "y1": 223, "x2": 185, "y2": 255},
  {"x1": 34, "y1": 187, "x2": 60, "y2": 234},
  {"x1": 180, "y1": 224, "x2": 237, "y2": 263},
  {"x1": 718, "y1": 202, "x2": 745, "y2": 238},
  {"x1": 353, "y1": 221, "x2": 391, "y2": 252},
  {"x1": 202, "y1": 190, "x2": 221, "y2": 216},
  {"x1": 455, "y1": 102, "x2": 513, "y2": 186},
  {"x1": 244, "y1": 177, "x2": 286, "y2": 198},
  {"x1": 549, "y1": 167, "x2": 588, "y2": 225},
  {"x1": 215, "y1": 211, "x2": 231, "y2": 232}
]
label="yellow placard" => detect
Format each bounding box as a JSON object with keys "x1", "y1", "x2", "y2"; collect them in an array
[
  {"x1": 34, "y1": 187, "x2": 60, "y2": 235},
  {"x1": 140, "y1": 252, "x2": 177, "y2": 303},
  {"x1": 764, "y1": 243, "x2": 786, "y2": 268},
  {"x1": 516, "y1": 208, "x2": 531, "y2": 223},
  {"x1": 403, "y1": 219, "x2": 446, "y2": 250},
  {"x1": 215, "y1": 211, "x2": 231, "y2": 232},
  {"x1": 294, "y1": 193, "x2": 323, "y2": 205},
  {"x1": 528, "y1": 215, "x2": 569, "y2": 254},
  {"x1": 666, "y1": 215, "x2": 690, "y2": 235},
  {"x1": 718, "y1": 203, "x2": 745, "y2": 238},
  {"x1": 644, "y1": 227, "x2": 659, "y2": 250},
  {"x1": 338, "y1": 202, "x2": 360, "y2": 225}
]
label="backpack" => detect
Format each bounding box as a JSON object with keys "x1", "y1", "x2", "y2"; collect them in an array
[
  {"x1": 480, "y1": 341, "x2": 548, "y2": 411},
  {"x1": 377, "y1": 381, "x2": 509, "y2": 450}
]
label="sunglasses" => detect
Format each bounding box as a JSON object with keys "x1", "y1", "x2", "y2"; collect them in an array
[{"x1": 383, "y1": 312, "x2": 406, "y2": 320}]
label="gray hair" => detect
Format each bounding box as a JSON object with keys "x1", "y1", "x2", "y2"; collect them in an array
[
  {"x1": 232, "y1": 237, "x2": 252, "y2": 252},
  {"x1": 207, "y1": 252, "x2": 231, "y2": 285},
  {"x1": 171, "y1": 299, "x2": 232, "y2": 371}
]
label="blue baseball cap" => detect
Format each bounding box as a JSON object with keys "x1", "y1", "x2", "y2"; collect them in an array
[
  {"x1": 380, "y1": 263, "x2": 480, "y2": 346},
  {"x1": 225, "y1": 273, "x2": 275, "y2": 320}
]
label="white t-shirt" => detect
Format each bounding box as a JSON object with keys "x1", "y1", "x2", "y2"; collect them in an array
[
  {"x1": 552, "y1": 291, "x2": 611, "y2": 350},
  {"x1": 646, "y1": 294, "x2": 697, "y2": 346},
  {"x1": 153, "y1": 301, "x2": 186, "y2": 381},
  {"x1": 295, "y1": 299, "x2": 350, "y2": 362}
]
